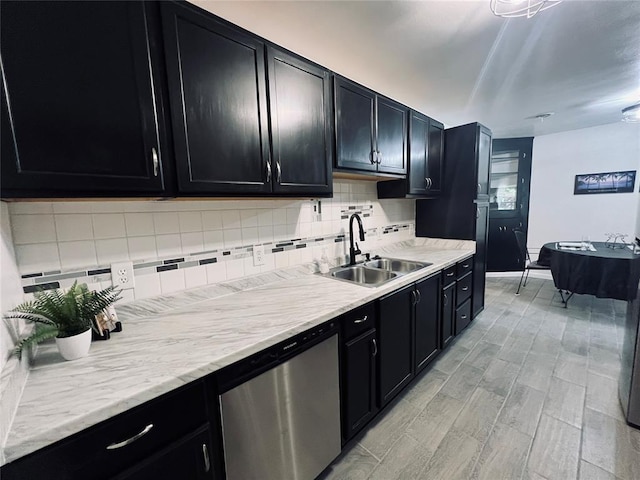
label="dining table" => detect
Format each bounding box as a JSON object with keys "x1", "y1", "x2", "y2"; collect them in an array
[{"x1": 538, "y1": 241, "x2": 640, "y2": 305}]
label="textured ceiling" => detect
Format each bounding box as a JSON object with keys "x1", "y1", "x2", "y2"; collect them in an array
[{"x1": 193, "y1": 0, "x2": 640, "y2": 138}]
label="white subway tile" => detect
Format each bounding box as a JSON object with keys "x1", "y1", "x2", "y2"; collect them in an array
[
  {"x1": 273, "y1": 225, "x2": 288, "y2": 242},
  {"x1": 156, "y1": 234, "x2": 182, "y2": 258},
  {"x1": 55, "y1": 214, "x2": 94, "y2": 241},
  {"x1": 58, "y1": 241, "x2": 97, "y2": 270},
  {"x1": 11, "y1": 214, "x2": 56, "y2": 245},
  {"x1": 124, "y1": 213, "x2": 155, "y2": 237},
  {"x1": 258, "y1": 226, "x2": 273, "y2": 243},
  {"x1": 274, "y1": 251, "x2": 289, "y2": 268},
  {"x1": 202, "y1": 211, "x2": 223, "y2": 230},
  {"x1": 243, "y1": 257, "x2": 261, "y2": 276},
  {"x1": 53, "y1": 202, "x2": 91, "y2": 214},
  {"x1": 272, "y1": 208, "x2": 287, "y2": 226},
  {"x1": 221, "y1": 210, "x2": 241, "y2": 229},
  {"x1": 240, "y1": 209, "x2": 258, "y2": 228},
  {"x1": 203, "y1": 230, "x2": 224, "y2": 250},
  {"x1": 159, "y1": 269, "x2": 185, "y2": 294},
  {"x1": 259, "y1": 253, "x2": 275, "y2": 273},
  {"x1": 96, "y1": 238, "x2": 129, "y2": 265},
  {"x1": 223, "y1": 228, "x2": 242, "y2": 248},
  {"x1": 181, "y1": 232, "x2": 204, "y2": 254},
  {"x1": 127, "y1": 236, "x2": 157, "y2": 262},
  {"x1": 15, "y1": 243, "x2": 60, "y2": 274},
  {"x1": 225, "y1": 259, "x2": 245, "y2": 279},
  {"x1": 299, "y1": 223, "x2": 311, "y2": 238},
  {"x1": 92, "y1": 214, "x2": 126, "y2": 239},
  {"x1": 286, "y1": 208, "x2": 300, "y2": 225},
  {"x1": 9, "y1": 202, "x2": 53, "y2": 215},
  {"x1": 185, "y1": 265, "x2": 207, "y2": 289},
  {"x1": 205, "y1": 262, "x2": 227, "y2": 284},
  {"x1": 179, "y1": 211, "x2": 202, "y2": 233},
  {"x1": 118, "y1": 289, "x2": 136, "y2": 303},
  {"x1": 257, "y1": 209, "x2": 273, "y2": 227},
  {"x1": 90, "y1": 201, "x2": 125, "y2": 213},
  {"x1": 241, "y1": 227, "x2": 258, "y2": 244},
  {"x1": 133, "y1": 273, "x2": 161, "y2": 300},
  {"x1": 153, "y1": 212, "x2": 179, "y2": 234}
]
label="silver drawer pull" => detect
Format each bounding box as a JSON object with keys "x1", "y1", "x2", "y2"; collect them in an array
[
  {"x1": 106, "y1": 424, "x2": 154, "y2": 450},
  {"x1": 446, "y1": 272, "x2": 454, "y2": 277},
  {"x1": 202, "y1": 443, "x2": 211, "y2": 472},
  {"x1": 462, "y1": 286, "x2": 469, "y2": 291},
  {"x1": 461, "y1": 314, "x2": 467, "y2": 319},
  {"x1": 462, "y1": 264, "x2": 469, "y2": 268},
  {"x1": 354, "y1": 315, "x2": 368, "y2": 324},
  {"x1": 372, "y1": 338, "x2": 378, "y2": 356}
]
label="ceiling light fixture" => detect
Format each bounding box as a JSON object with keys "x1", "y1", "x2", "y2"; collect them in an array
[
  {"x1": 490, "y1": 0, "x2": 563, "y2": 19},
  {"x1": 622, "y1": 103, "x2": 640, "y2": 123}
]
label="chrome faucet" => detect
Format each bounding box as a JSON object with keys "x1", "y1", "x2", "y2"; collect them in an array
[{"x1": 348, "y1": 213, "x2": 365, "y2": 265}]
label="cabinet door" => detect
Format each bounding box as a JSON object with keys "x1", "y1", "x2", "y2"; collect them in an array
[
  {"x1": 414, "y1": 276, "x2": 441, "y2": 373},
  {"x1": 0, "y1": 1, "x2": 165, "y2": 197},
  {"x1": 476, "y1": 126, "x2": 492, "y2": 199},
  {"x1": 113, "y1": 427, "x2": 214, "y2": 480},
  {"x1": 408, "y1": 111, "x2": 428, "y2": 195},
  {"x1": 455, "y1": 299, "x2": 473, "y2": 334},
  {"x1": 474, "y1": 206, "x2": 488, "y2": 317},
  {"x1": 378, "y1": 285, "x2": 413, "y2": 407},
  {"x1": 441, "y1": 282, "x2": 456, "y2": 349},
  {"x1": 376, "y1": 97, "x2": 408, "y2": 175},
  {"x1": 342, "y1": 329, "x2": 378, "y2": 442},
  {"x1": 161, "y1": 2, "x2": 271, "y2": 194},
  {"x1": 426, "y1": 119, "x2": 444, "y2": 194},
  {"x1": 267, "y1": 47, "x2": 332, "y2": 195},
  {"x1": 334, "y1": 77, "x2": 376, "y2": 172}
]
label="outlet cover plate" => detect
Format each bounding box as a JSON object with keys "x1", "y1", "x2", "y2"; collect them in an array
[
  {"x1": 111, "y1": 261, "x2": 135, "y2": 290},
  {"x1": 253, "y1": 245, "x2": 265, "y2": 266}
]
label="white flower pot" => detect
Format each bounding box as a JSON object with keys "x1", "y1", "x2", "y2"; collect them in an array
[{"x1": 56, "y1": 329, "x2": 92, "y2": 361}]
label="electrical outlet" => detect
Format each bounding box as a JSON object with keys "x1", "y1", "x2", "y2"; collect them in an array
[
  {"x1": 253, "y1": 244, "x2": 265, "y2": 266},
  {"x1": 111, "y1": 261, "x2": 135, "y2": 290}
]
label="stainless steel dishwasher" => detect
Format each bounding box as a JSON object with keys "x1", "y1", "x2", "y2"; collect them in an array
[{"x1": 218, "y1": 321, "x2": 341, "y2": 480}]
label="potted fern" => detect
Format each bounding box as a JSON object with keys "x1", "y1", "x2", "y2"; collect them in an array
[{"x1": 6, "y1": 282, "x2": 121, "y2": 361}]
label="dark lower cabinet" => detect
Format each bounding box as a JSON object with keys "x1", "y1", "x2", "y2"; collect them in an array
[
  {"x1": 474, "y1": 205, "x2": 489, "y2": 317},
  {"x1": 441, "y1": 281, "x2": 456, "y2": 349},
  {"x1": 378, "y1": 284, "x2": 413, "y2": 407},
  {"x1": 0, "y1": 1, "x2": 166, "y2": 197},
  {"x1": 113, "y1": 426, "x2": 214, "y2": 480},
  {"x1": 342, "y1": 329, "x2": 378, "y2": 442},
  {"x1": 456, "y1": 298, "x2": 473, "y2": 334},
  {"x1": 414, "y1": 275, "x2": 441, "y2": 374}
]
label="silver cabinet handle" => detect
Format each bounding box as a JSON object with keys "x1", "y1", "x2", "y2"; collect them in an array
[
  {"x1": 354, "y1": 315, "x2": 368, "y2": 324},
  {"x1": 425, "y1": 177, "x2": 429, "y2": 189},
  {"x1": 377, "y1": 150, "x2": 382, "y2": 164},
  {"x1": 106, "y1": 424, "x2": 154, "y2": 450},
  {"x1": 416, "y1": 289, "x2": 422, "y2": 304},
  {"x1": 372, "y1": 338, "x2": 378, "y2": 356},
  {"x1": 462, "y1": 286, "x2": 469, "y2": 291},
  {"x1": 266, "y1": 161, "x2": 272, "y2": 183},
  {"x1": 276, "y1": 161, "x2": 282, "y2": 183},
  {"x1": 411, "y1": 290, "x2": 418, "y2": 305},
  {"x1": 370, "y1": 150, "x2": 377, "y2": 165},
  {"x1": 446, "y1": 271, "x2": 454, "y2": 277},
  {"x1": 444, "y1": 293, "x2": 449, "y2": 306},
  {"x1": 461, "y1": 314, "x2": 468, "y2": 320},
  {"x1": 151, "y1": 148, "x2": 159, "y2": 177},
  {"x1": 462, "y1": 263, "x2": 469, "y2": 268},
  {"x1": 202, "y1": 443, "x2": 211, "y2": 472}
]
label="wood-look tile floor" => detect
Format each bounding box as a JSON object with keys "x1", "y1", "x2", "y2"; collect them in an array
[{"x1": 318, "y1": 276, "x2": 640, "y2": 480}]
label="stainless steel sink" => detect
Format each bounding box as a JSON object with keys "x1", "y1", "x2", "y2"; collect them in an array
[
  {"x1": 330, "y1": 266, "x2": 397, "y2": 286},
  {"x1": 321, "y1": 256, "x2": 431, "y2": 287},
  {"x1": 364, "y1": 257, "x2": 432, "y2": 273}
]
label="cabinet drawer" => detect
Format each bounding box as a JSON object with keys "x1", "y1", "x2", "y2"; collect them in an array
[
  {"x1": 456, "y1": 272, "x2": 472, "y2": 305},
  {"x1": 455, "y1": 298, "x2": 472, "y2": 334},
  {"x1": 3, "y1": 382, "x2": 208, "y2": 480},
  {"x1": 456, "y1": 258, "x2": 473, "y2": 278},
  {"x1": 342, "y1": 302, "x2": 376, "y2": 341},
  {"x1": 442, "y1": 265, "x2": 457, "y2": 287}
]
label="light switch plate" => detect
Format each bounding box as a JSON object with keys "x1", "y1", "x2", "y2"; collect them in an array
[
  {"x1": 111, "y1": 261, "x2": 135, "y2": 290},
  {"x1": 253, "y1": 245, "x2": 265, "y2": 266}
]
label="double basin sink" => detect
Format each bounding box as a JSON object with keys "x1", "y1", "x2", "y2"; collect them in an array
[{"x1": 323, "y1": 257, "x2": 432, "y2": 287}]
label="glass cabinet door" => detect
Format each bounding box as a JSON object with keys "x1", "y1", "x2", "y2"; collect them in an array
[{"x1": 489, "y1": 150, "x2": 520, "y2": 212}]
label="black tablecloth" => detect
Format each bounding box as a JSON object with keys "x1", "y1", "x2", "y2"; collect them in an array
[{"x1": 539, "y1": 242, "x2": 640, "y2": 301}]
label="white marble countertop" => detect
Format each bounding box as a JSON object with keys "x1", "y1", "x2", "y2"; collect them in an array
[{"x1": 2, "y1": 238, "x2": 474, "y2": 465}]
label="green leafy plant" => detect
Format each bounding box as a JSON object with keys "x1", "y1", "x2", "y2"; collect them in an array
[{"x1": 5, "y1": 282, "x2": 121, "y2": 358}]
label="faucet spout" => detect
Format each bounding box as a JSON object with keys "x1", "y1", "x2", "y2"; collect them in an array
[{"x1": 348, "y1": 213, "x2": 365, "y2": 265}]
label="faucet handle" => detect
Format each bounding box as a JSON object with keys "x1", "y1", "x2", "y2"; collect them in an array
[{"x1": 364, "y1": 253, "x2": 370, "y2": 261}]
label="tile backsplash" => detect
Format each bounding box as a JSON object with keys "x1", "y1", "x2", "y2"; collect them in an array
[{"x1": 7, "y1": 180, "x2": 416, "y2": 303}]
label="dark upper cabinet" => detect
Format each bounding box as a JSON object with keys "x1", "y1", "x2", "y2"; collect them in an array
[
  {"x1": 377, "y1": 112, "x2": 444, "y2": 198},
  {"x1": 477, "y1": 127, "x2": 492, "y2": 199},
  {"x1": 160, "y1": 2, "x2": 270, "y2": 195},
  {"x1": 267, "y1": 47, "x2": 333, "y2": 195},
  {"x1": 377, "y1": 284, "x2": 413, "y2": 407},
  {"x1": 334, "y1": 76, "x2": 407, "y2": 175},
  {"x1": 414, "y1": 275, "x2": 441, "y2": 374},
  {"x1": 0, "y1": 1, "x2": 166, "y2": 198}
]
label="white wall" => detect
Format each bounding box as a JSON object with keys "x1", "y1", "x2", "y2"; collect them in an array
[{"x1": 528, "y1": 122, "x2": 640, "y2": 256}]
